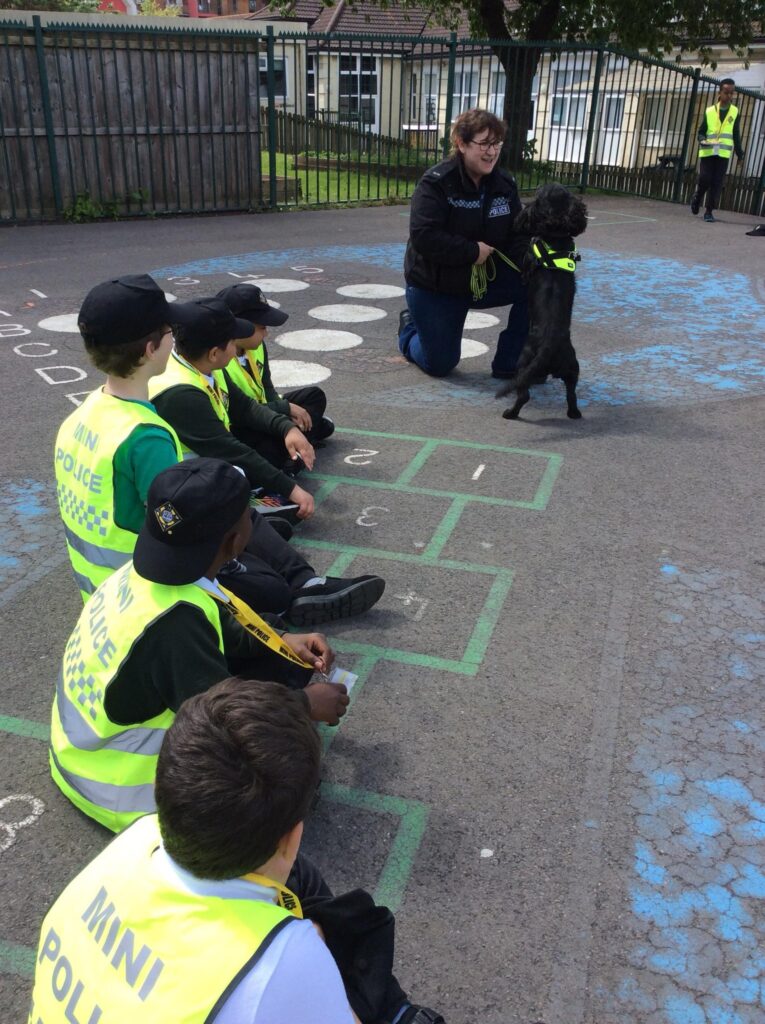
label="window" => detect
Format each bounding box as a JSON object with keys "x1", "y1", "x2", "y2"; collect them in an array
[
  {"x1": 306, "y1": 54, "x2": 316, "y2": 119},
  {"x1": 552, "y1": 68, "x2": 589, "y2": 91},
  {"x1": 407, "y1": 68, "x2": 439, "y2": 127},
  {"x1": 338, "y1": 54, "x2": 378, "y2": 130},
  {"x1": 551, "y1": 95, "x2": 587, "y2": 128},
  {"x1": 643, "y1": 96, "x2": 665, "y2": 132},
  {"x1": 259, "y1": 55, "x2": 288, "y2": 101},
  {"x1": 642, "y1": 95, "x2": 687, "y2": 137},
  {"x1": 602, "y1": 96, "x2": 624, "y2": 131},
  {"x1": 452, "y1": 66, "x2": 478, "y2": 114}
]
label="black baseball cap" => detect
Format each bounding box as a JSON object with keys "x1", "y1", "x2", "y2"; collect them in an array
[
  {"x1": 169, "y1": 297, "x2": 255, "y2": 349},
  {"x1": 78, "y1": 274, "x2": 194, "y2": 346},
  {"x1": 133, "y1": 459, "x2": 251, "y2": 585},
  {"x1": 215, "y1": 283, "x2": 289, "y2": 328}
]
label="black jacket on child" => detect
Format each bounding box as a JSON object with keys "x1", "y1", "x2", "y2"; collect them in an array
[{"x1": 404, "y1": 155, "x2": 525, "y2": 298}]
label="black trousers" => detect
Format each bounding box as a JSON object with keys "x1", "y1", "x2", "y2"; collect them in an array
[
  {"x1": 218, "y1": 510, "x2": 315, "y2": 615},
  {"x1": 694, "y1": 156, "x2": 729, "y2": 213},
  {"x1": 289, "y1": 852, "x2": 409, "y2": 1024},
  {"x1": 235, "y1": 386, "x2": 328, "y2": 470}
]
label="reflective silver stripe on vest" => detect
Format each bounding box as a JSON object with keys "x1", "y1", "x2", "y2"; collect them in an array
[
  {"x1": 63, "y1": 523, "x2": 131, "y2": 570},
  {"x1": 50, "y1": 746, "x2": 156, "y2": 814},
  {"x1": 56, "y1": 672, "x2": 166, "y2": 755},
  {"x1": 73, "y1": 569, "x2": 96, "y2": 596},
  {"x1": 182, "y1": 450, "x2": 199, "y2": 461}
]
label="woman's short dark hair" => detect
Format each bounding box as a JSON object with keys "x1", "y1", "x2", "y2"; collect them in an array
[
  {"x1": 81, "y1": 327, "x2": 163, "y2": 378},
  {"x1": 155, "y1": 678, "x2": 320, "y2": 880},
  {"x1": 450, "y1": 108, "x2": 507, "y2": 155}
]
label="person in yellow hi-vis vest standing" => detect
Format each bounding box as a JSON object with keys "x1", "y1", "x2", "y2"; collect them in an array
[
  {"x1": 49, "y1": 458, "x2": 351, "y2": 834},
  {"x1": 34, "y1": 678, "x2": 447, "y2": 1024},
  {"x1": 691, "y1": 79, "x2": 745, "y2": 223}
]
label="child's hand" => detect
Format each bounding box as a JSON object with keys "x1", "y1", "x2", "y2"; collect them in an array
[
  {"x1": 285, "y1": 427, "x2": 316, "y2": 471},
  {"x1": 303, "y1": 681, "x2": 349, "y2": 725},
  {"x1": 289, "y1": 484, "x2": 314, "y2": 520},
  {"x1": 289, "y1": 403, "x2": 313, "y2": 433},
  {"x1": 282, "y1": 632, "x2": 334, "y2": 674}
]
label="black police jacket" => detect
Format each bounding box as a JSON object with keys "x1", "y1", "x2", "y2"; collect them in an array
[{"x1": 404, "y1": 155, "x2": 525, "y2": 297}]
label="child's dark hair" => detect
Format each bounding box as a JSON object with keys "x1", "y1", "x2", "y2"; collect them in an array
[
  {"x1": 156, "y1": 678, "x2": 320, "y2": 880},
  {"x1": 80, "y1": 327, "x2": 164, "y2": 378},
  {"x1": 172, "y1": 322, "x2": 223, "y2": 361}
]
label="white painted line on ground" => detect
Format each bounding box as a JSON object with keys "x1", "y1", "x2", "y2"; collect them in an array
[
  {"x1": 29, "y1": 289, "x2": 47, "y2": 298},
  {"x1": 268, "y1": 360, "x2": 332, "y2": 388},
  {"x1": 0, "y1": 310, "x2": 10, "y2": 317},
  {"x1": 275, "y1": 329, "x2": 363, "y2": 352},
  {"x1": 472, "y1": 464, "x2": 486, "y2": 481},
  {"x1": 336, "y1": 283, "x2": 405, "y2": 299},
  {"x1": 38, "y1": 314, "x2": 79, "y2": 332},
  {"x1": 464, "y1": 311, "x2": 499, "y2": 329},
  {"x1": 461, "y1": 338, "x2": 489, "y2": 358},
  {"x1": 308, "y1": 304, "x2": 387, "y2": 323},
  {"x1": 291, "y1": 265, "x2": 323, "y2": 274},
  {"x1": 480, "y1": 848, "x2": 494, "y2": 858},
  {"x1": 252, "y1": 278, "x2": 310, "y2": 293}
]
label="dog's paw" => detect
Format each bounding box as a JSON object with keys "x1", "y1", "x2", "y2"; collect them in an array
[
  {"x1": 567, "y1": 408, "x2": 582, "y2": 419},
  {"x1": 502, "y1": 407, "x2": 520, "y2": 420}
]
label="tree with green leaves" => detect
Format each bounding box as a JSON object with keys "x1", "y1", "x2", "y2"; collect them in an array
[{"x1": 1, "y1": 0, "x2": 101, "y2": 10}]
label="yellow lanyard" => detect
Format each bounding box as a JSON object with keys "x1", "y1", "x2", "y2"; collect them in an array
[
  {"x1": 243, "y1": 874, "x2": 304, "y2": 918},
  {"x1": 244, "y1": 351, "x2": 266, "y2": 401},
  {"x1": 212, "y1": 585, "x2": 313, "y2": 669}
]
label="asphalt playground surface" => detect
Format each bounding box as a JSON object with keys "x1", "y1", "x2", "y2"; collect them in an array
[{"x1": 1, "y1": 194, "x2": 764, "y2": 1024}]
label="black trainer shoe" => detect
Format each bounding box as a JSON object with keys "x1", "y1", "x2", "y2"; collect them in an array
[
  {"x1": 395, "y1": 1007, "x2": 445, "y2": 1024},
  {"x1": 282, "y1": 454, "x2": 307, "y2": 479},
  {"x1": 316, "y1": 416, "x2": 335, "y2": 441},
  {"x1": 399, "y1": 309, "x2": 413, "y2": 335},
  {"x1": 287, "y1": 575, "x2": 385, "y2": 627},
  {"x1": 704, "y1": 211, "x2": 716, "y2": 223},
  {"x1": 690, "y1": 194, "x2": 700, "y2": 215}
]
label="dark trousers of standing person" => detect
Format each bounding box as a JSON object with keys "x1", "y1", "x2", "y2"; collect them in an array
[
  {"x1": 398, "y1": 258, "x2": 528, "y2": 378},
  {"x1": 693, "y1": 156, "x2": 730, "y2": 214}
]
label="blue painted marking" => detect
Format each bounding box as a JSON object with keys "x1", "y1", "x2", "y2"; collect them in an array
[
  {"x1": 731, "y1": 721, "x2": 752, "y2": 733},
  {"x1": 685, "y1": 807, "x2": 724, "y2": 837},
  {"x1": 0, "y1": 480, "x2": 54, "y2": 588},
  {"x1": 664, "y1": 994, "x2": 707, "y2": 1024},
  {"x1": 661, "y1": 564, "x2": 681, "y2": 576},
  {"x1": 151, "y1": 247, "x2": 765, "y2": 409}
]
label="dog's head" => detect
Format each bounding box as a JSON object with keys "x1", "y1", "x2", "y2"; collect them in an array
[{"x1": 514, "y1": 183, "x2": 588, "y2": 239}]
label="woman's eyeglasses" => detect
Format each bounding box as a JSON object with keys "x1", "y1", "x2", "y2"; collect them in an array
[{"x1": 470, "y1": 138, "x2": 502, "y2": 152}]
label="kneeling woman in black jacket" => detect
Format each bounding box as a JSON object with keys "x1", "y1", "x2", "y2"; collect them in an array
[{"x1": 398, "y1": 108, "x2": 528, "y2": 378}]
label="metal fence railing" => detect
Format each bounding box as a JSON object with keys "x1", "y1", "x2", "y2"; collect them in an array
[{"x1": 1, "y1": 16, "x2": 763, "y2": 223}]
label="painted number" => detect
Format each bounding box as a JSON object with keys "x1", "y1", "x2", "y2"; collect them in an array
[
  {"x1": 166, "y1": 276, "x2": 200, "y2": 286},
  {"x1": 0, "y1": 794, "x2": 44, "y2": 853},
  {"x1": 0, "y1": 324, "x2": 31, "y2": 338},
  {"x1": 344, "y1": 448, "x2": 379, "y2": 466},
  {"x1": 394, "y1": 591, "x2": 430, "y2": 621},
  {"x1": 290, "y1": 265, "x2": 323, "y2": 275},
  {"x1": 356, "y1": 505, "x2": 389, "y2": 527}
]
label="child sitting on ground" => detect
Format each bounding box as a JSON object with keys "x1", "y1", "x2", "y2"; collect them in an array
[{"x1": 216, "y1": 283, "x2": 335, "y2": 453}]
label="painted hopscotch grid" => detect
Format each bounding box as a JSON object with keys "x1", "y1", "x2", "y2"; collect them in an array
[{"x1": 0, "y1": 429, "x2": 564, "y2": 977}]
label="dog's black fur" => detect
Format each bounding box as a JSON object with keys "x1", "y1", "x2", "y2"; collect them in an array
[{"x1": 496, "y1": 183, "x2": 588, "y2": 420}]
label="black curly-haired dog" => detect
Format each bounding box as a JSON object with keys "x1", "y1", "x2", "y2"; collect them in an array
[{"x1": 496, "y1": 183, "x2": 588, "y2": 420}]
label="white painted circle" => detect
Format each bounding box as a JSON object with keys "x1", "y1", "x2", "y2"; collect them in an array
[
  {"x1": 269, "y1": 360, "x2": 332, "y2": 388},
  {"x1": 308, "y1": 304, "x2": 387, "y2": 323},
  {"x1": 464, "y1": 311, "x2": 500, "y2": 329},
  {"x1": 336, "y1": 284, "x2": 405, "y2": 299},
  {"x1": 250, "y1": 278, "x2": 310, "y2": 293},
  {"x1": 276, "y1": 329, "x2": 363, "y2": 352},
  {"x1": 461, "y1": 338, "x2": 489, "y2": 358},
  {"x1": 38, "y1": 314, "x2": 79, "y2": 333},
  {"x1": 164, "y1": 292, "x2": 177, "y2": 303}
]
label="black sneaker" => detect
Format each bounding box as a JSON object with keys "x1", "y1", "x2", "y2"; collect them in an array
[
  {"x1": 690, "y1": 194, "x2": 700, "y2": 215},
  {"x1": 287, "y1": 575, "x2": 385, "y2": 626},
  {"x1": 399, "y1": 309, "x2": 413, "y2": 335},
  {"x1": 395, "y1": 1007, "x2": 445, "y2": 1024},
  {"x1": 283, "y1": 454, "x2": 307, "y2": 479},
  {"x1": 704, "y1": 211, "x2": 716, "y2": 223},
  {"x1": 316, "y1": 416, "x2": 335, "y2": 441}
]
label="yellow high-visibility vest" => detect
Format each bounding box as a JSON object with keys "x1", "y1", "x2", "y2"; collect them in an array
[
  {"x1": 49, "y1": 563, "x2": 223, "y2": 833},
  {"x1": 149, "y1": 352, "x2": 231, "y2": 450},
  {"x1": 699, "y1": 104, "x2": 739, "y2": 159},
  {"x1": 29, "y1": 814, "x2": 295, "y2": 1024},
  {"x1": 54, "y1": 388, "x2": 182, "y2": 601},
  {"x1": 226, "y1": 345, "x2": 268, "y2": 404}
]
